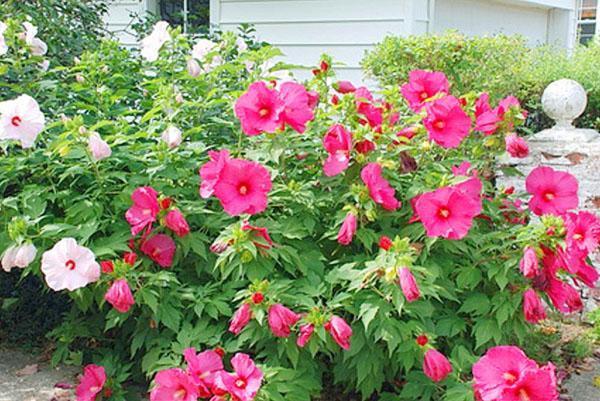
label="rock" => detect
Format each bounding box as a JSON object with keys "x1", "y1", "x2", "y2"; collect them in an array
[{"x1": 564, "y1": 359, "x2": 600, "y2": 401}]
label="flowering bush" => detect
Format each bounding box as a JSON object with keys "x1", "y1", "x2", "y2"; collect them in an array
[{"x1": 1, "y1": 18, "x2": 598, "y2": 401}]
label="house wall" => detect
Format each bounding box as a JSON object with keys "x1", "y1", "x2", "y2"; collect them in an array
[{"x1": 104, "y1": 0, "x2": 158, "y2": 47}]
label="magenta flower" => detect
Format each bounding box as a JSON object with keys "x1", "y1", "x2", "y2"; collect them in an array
[
  {"x1": 104, "y1": 279, "x2": 135, "y2": 313},
  {"x1": 334, "y1": 80, "x2": 356, "y2": 94},
  {"x1": 401, "y1": 70, "x2": 450, "y2": 112},
  {"x1": 41, "y1": 238, "x2": 101, "y2": 292},
  {"x1": 360, "y1": 163, "x2": 400, "y2": 211},
  {"x1": 398, "y1": 267, "x2": 420, "y2": 303},
  {"x1": 141, "y1": 234, "x2": 176, "y2": 268},
  {"x1": 523, "y1": 289, "x2": 546, "y2": 324},
  {"x1": 337, "y1": 212, "x2": 357, "y2": 246},
  {"x1": 474, "y1": 93, "x2": 501, "y2": 135},
  {"x1": 229, "y1": 303, "x2": 252, "y2": 335},
  {"x1": 526, "y1": 166, "x2": 578, "y2": 216},
  {"x1": 325, "y1": 316, "x2": 352, "y2": 350},
  {"x1": 268, "y1": 303, "x2": 300, "y2": 338},
  {"x1": 423, "y1": 95, "x2": 471, "y2": 149},
  {"x1": 497, "y1": 95, "x2": 522, "y2": 118},
  {"x1": 322, "y1": 124, "x2": 352, "y2": 177},
  {"x1": 519, "y1": 246, "x2": 539, "y2": 279},
  {"x1": 357, "y1": 102, "x2": 383, "y2": 128},
  {"x1": 241, "y1": 221, "x2": 274, "y2": 249},
  {"x1": 297, "y1": 324, "x2": 315, "y2": 348},
  {"x1": 423, "y1": 349, "x2": 452, "y2": 382},
  {"x1": 164, "y1": 209, "x2": 190, "y2": 237},
  {"x1": 183, "y1": 348, "x2": 224, "y2": 397},
  {"x1": 565, "y1": 211, "x2": 600, "y2": 254},
  {"x1": 234, "y1": 81, "x2": 284, "y2": 136},
  {"x1": 199, "y1": 149, "x2": 231, "y2": 199},
  {"x1": 75, "y1": 364, "x2": 106, "y2": 401},
  {"x1": 505, "y1": 133, "x2": 529, "y2": 158},
  {"x1": 125, "y1": 186, "x2": 160, "y2": 236},
  {"x1": 278, "y1": 82, "x2": 315, "y2": 133},
  {"x1": 149, "y1": 368, "x2": 198, "y2": 401},
  {"x1": 219, "y1": 353, "x2": 264, "y2": 401}
]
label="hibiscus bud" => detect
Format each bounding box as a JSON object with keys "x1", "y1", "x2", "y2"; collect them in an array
[
  {"x1": 75, "y1": 74, "x2": 85, "y2": 83},
  {"x1": 423, "y1": 349, "x2": 452, "y2": 382},
  {"x1": 378, "y1": 236, "x2": 393, "y2": 251},
  {"x1": 104, "y1": 279, "x2": 135, "y2": 313},
  {"x1": 416, "y1": 335, "x2": 428, "y2": 346},
  {"x1": 337, "y1": 213, "x2": 357, "y2": 246},
  {"x1": 268, "y1": 304, "x2": 300, "y2": 338},
  {"x1": 320, "y1": 60, "x2": 329, "y2": 72},
  {"x1": 214, "y1": 347, "x2": 225, "y2": 357},
  {"x1": 123, "y1": 252, "x2": 137, "y2": 266},
  {"x1": 504, "y1": 186, "x2": 515, "y2": 195},
  {"x1": 100, "y1": 260, "x2": 114, "y2": 274},
  {"x1": 307, "y1": 90, "x2": 320, "y2": 109},
  {"x1": 251, "y1": 292, "x2": 264, "y2": 304},
  {"x1": 88, "y1": 132, "x2": 111, "y2": 161},
  {"x1": 334, "y1": 80, "x2": 356, "y2": 94},
  {"x1": 161, "y1": 126, "x2": 183, "y2": 149},
  {"x1": 297, "y1": 324, "x2": 315, "y2": 348},
  {"x1": 523, "y1": 289, "x2": 547, "y2": 324},
  {"x1": 210, "y1": 240, "x2": 230, "y2": 254},
  {"x1": 229, "y1": 303, "x2": 252, "y2": 335},
  {"x1": 164, "y1": 208, "x2": 190, "y2": 237},
  {"x1": 311, "y1": 68, "x2": 321, "y2": 76},
  {"x1": 325, "y1": 315, "x2": 352, "y2": 350},
  {"x1": 160, "y1": 197, "x2": 172, "y2": 210},
  {"x1": 519, "y1": 246, "x2": 539, "y2": 279},
  {"x1": 331, "y1": 94, "x2": 340, "y2": 105},
  {"x1": 2, "y1": 243, "x2": 37, "y2": 272},
  {"x1": 505, "y1": 133, "x2": 529, "y2": 158},
  {"x1": 398, "y1": 267, "x2": 420, "y2": 302},
  {"x1": 355, "y1": 139, "x2": 375, "y2": 154},
  {"x1": 187, "y1": 58, "x2": 201, "y2": 77}
]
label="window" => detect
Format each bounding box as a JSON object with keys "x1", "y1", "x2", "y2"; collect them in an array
[
  {"x1": 159, "y1": 0, "x2": 210, "y2": 33},
  {"x1": 577, "y1": 0, "x2": 599, "y2": 44}
]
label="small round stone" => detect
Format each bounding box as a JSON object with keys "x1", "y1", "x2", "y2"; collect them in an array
[{"x1": 541, "y1": 79, "x2": 587, "y2": 128}]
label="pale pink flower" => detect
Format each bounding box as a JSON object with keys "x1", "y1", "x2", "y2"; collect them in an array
[
  {"x1": 88, "y1": 132, "x2": 111, "y2": 161},
  {"x1": 140, "y1": 21, "x2": 170, "y2": 62},
  {"x1": 104, "y1": 279, "x2": 135, "y2": 313},
  {"x1": 236, "y1": 37, "x2": 248, "y2": 52},
  {"x1": 191, "y1": 38, "x2": 217, "y2": 60},
  {"x1": 0, "y1": 22, "x2": 8, "y2": 56},
  {"x1": 75, "y1": 364, "x2": 106, "y2": 401},
  {"x1": 187, "y1": 58, "x2": 201, "y2": 77},
  {"x1": 1, "y1": 243, "x2": 37, "y2": 272},
  {"x1": 39, "y1": 59, "x2": 50, "y2": 72},
  {"x1": 22, "y1": 22, "x2": 47, "y2": 56},
  {"x1": 161, "y1": 126, "x2": 182, "y2": 149},
  {"x1": 41, "y1": 238, "x2": 101, "y2": 292},
  {"x1": 0, "y1": 94, "x2": 45, "y2": 148}
]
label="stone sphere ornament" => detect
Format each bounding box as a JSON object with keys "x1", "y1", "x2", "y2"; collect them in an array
[{"x1": 541, "y1": 79, "x2": 587, "y2": 129}]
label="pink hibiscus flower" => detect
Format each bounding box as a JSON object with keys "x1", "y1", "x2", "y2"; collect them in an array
[
  {"x1": 88, "y1": 132, "x2": 111, "y2": 161},
  {"x1": 164, "y1": 209, "x2": 190, "y2": 237},
  {"x1": 474, "y1": 93, "x2": 501, "y2": 135},
  {"x1": 360, "y1": 163, "x2": 400, "y2": 211},
  {"x1": 278, "y1": 82, "x2": 315, "y2": 133},
  {"x1": 401, "y1": 70, "x2": 450, "y2": 112},
  {"x1": 398, "y1": 267, "x2": 420, "y2": 302},
  {"x1": 325, "y1": 316, "x2": 352, "y2": 350},
  {"x1": 0, "y1": 94, "x2": 45, "y2": 148},
  {"x1": 268, "y1": 303, "x2": 300, "y2": 338},
  {"x1": 219, "y1": 353, "x2": 263, "y2": 401},
  {"x1": 140, "y1": 234, "x2": 176, "y2": 268},
  {"x1": 523, "y1": 289, "x2": 546, "y2": 324},
  {"x1": 183, "y1": 348, "x2": 224, "y2": 397},
  {"x1": 297, "y1": 324, "x2": 315, "y2": 348},
  {"x1": 423, "y1": 95, "x2": 471, "y2": 148},
  {"x1": 229, "y1": 303, "x2": 252, "y2": 335},
  {"x1": 526, "y1": 166, "x2": 578, "y2": 216},
  {"x1": 199, "y1": 149, "x2": 231, "y2": 199},
  {"x1": 337, "y1": 212, "x2": 357, "y2": 246},
  {"x1": 212, "y1": 158, "x2": 272, "y2": 216},
  {"x1": 41, "y1": 238, "x2": 101, "y2": 292},
  {"x1": 140, "y1": 21, "x2": 170, "y2": 62},
  {"x1": 565, "y1": 211, "x2": 600, "y2": 254},
  {"x1": 125, "y1": 186, "x2": 160, "y2": 236},
  {"x1": 1, "y1": 243, "x2": 37, "y2": 272},
  {"x1": 104, "y1": 279, "x2": 135, "y2": 313},
  {"x1": 234, "y1": 81, "x2": 284, "y2": 136},
  {"x1": 505, "y1": 133, "x2": 529, "y2": 158},
  {"x1": 241, "y1": 221, "x2": 274, "y2": 250},
  {"x1": 519, "y1": 246, "x2": 539, "y2": 279},
  {"x1": 357, "y1": 102, "x2": 383, "y2": 128},
  {"x1": 75, "y1": 364, "x2": 106, "y2": 401},
  {"x1": 322, "y1": 124, "x2": 353, "y2": 177},
  {"x1": 150, "y1": 368, "x2": 198, "y2": 401},
  {"x1": 423, "y1": 349, "x2": 453, "y2": 382}
]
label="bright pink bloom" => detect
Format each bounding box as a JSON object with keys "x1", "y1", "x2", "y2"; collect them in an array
[
  {"x1": 125, "y1": 186, "x2": 160, "y2": 236},
  {"x1": 354, "y1": 87, "x2": 374, "y2": 102},
  {"x1": 75, "y1": 364, "x2": 106, "y2": 401},
  {"x1": 297, "y1": 324, "x2": 315, "y2": 348},
  {"x1": 360, "y1": 163, "x2": 400, "y2": 211},
  {"x1": 335, "y1": 80, "x2": 356, "y2": 94},
  {"x1": 212, "y1": 158, "x2": 272, "y2": 216},
  {"x1": 565, "y1": 211, "x2": 600, "y2": 254},
  {"x1": 414, "y1": 185, "x2": 482, "y2": 240},
  {"x1": 337, "y1": 212, "x2": 357, "y2": 246},
  {"x1": 0, "y1": 94, "x2": 45, "y2": 148},
  {"x1": 141, "y1": 234, "x2": 176, "y2": 268},
  {"x1": 199, "y1": 150, "x2": 231, "y2": 199},
  {"x1": 357, "y1": 102, "x2": 383, "y2": 128},
  {"x1": 474, "y1": 93, "x2": 501, "y2": 135},
  {"x1": 523, "y1": 289, "x2": 547, "y2": 324},
  {"x1": 401, "y1": 70, "x2": 450, "y2": 112},
  {"x1": 451, "y1": 161, "x2": 473, "y2": 177},
  {"x1": 472, "y1": 346, "x2": 558, "y2": 401},
  {"x1": 537, "y1": 251, "x2": 583, "y2": 313},
  {"x1": 325, "y1": 316, "x2": 352, "y2": 350},
  {"x1": 183, "y1": 348, "x2": 224, "y2": 397},
  {"x1": 423, "y1": 96, "x2": 471, "y2": 148},
  {"x1": 322, "y1": 124, "x2": 352, "y2": 177},
  {"x1": 41, "y1": 238, "x2": 101, "y2": 292},
  {"x1": 505, "y1": 133, "x2": 529, "y2": 158},
  {"x1": 526, "y1": 166, "x2": 578, "y2": 216},
  {"x1": 497, "y1": 96, "x2": 521, "y2": 118},
  {"x1": 268, "y1": 303, "x2": 300, "y2": 338},
  {"x1": 306, "y1": 91, "x2": 319, "y2": 109},
  {"x1": 229, "y1": 303, "x2": 252, "y2": 335},
  {"x1": 150, "y1": 368, "x2": 198, "y2": 401},
  {"x1": 423, "y1": 349, "x2": 452, "y2": 382},
  {"x1": 519, "y1": 246, "x2": 539, "y2": 279},
  {"x1": 241, "y1": 221, "x2": 274, "y2": 249},
  {"x1": 234, "y1": 81, "x2": 284, "y2": 136},
  {"x1": 164, "y1": 209, "x2": 190, "y2": 237},
  {"x1": 398, "y1": 267, "x2": 420, "y2": 302},
  {"x1": 396, "y1": 126, "x2": 418, "y2": 141},
  {"x1": 278, "y1": 82, "x2": 315, "y2": 133},
  {"x1": 104, "y1": 279, "x2": 135, "y2": 313},
  {"x1": 219, "y1": 353, "x2": 263, "y2": 401}
]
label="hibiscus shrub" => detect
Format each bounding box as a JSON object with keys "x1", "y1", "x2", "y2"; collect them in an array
[{"x1": 2, "y1": 18, "x2": 599, "y2": 401}]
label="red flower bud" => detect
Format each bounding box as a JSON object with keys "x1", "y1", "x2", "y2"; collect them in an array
[
  {"x1": 160, "y1": 197, "x2": 172, "y2": 210},
  {"x1": 100, "y1": 260, "x2": 114, "y2": 274},
  {"x1": 311, "y1": 68, "x2": 321, "y2": 76},
  {"x1": 251, "y1": 292, "x2": 265, "y2": 304},
  {"x1": 378, "y1": 236, "x2": 393, "y2": 251},
  {"x1": 123, "y1": 252, "x2": 137, "y2": 266},
  {"x1": 331, "y1": 94, "x2": 340, "y2": 105},
  {"x1": 416, "y1": 335, "x2": 428, "y2": 346},
  {"x1": 214, "y1": 347, "x2": 225, "y2": 357},
  {"x1": 320, "y1": 60, "x2": 329, "y2": 72}
]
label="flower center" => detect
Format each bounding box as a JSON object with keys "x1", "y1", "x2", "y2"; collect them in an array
[
  {"x1": 11, "y1": 116, "x2": 22, "y2": 127},
  {"x1": 573, "y1": 233, "x2": 583, "y2": 241},
  {"x1": 420, "y1": 92, "x2": 429, "y2": 100},
  {"x1": 65, "y1": 259, "x2": 76, "y2": 270},
  {"x1": 174, "y1": 389, "x2": 187, "y2": 400},
  {"x1": 438, "y1": 207, "x2": 451, "y2": 219},
  {"x1": 235, "y1": 378, "x2": 247, "y2": 389},
  {"x1": 259, "y1": 108, "x2": 269, "y2": 117},
  {"x1": 433, "y1": 120, "x2": 445, "y2": 130},
  {"x1": 543, "y1": 191, "x2": 555, "y2": 201},
  {"x1": 239, "y1": 184, "x2": 248, "y2": 195},
  {"x1": 518, "y1": 389, "x2": 530, "y2": 401},
  {"x1": 502, "y1": 372, "x2": 517, "y2": 384}
]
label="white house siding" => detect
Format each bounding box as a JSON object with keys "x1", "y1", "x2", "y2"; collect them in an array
[{"x1": 105, "y1": 0, "x2": 158, "y2": 47}]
